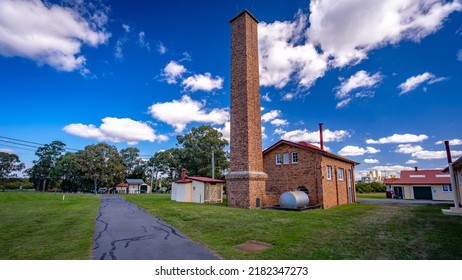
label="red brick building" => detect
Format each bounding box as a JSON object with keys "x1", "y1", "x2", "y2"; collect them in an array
[{"x1": 263, "y1": 140, "x2": 358, "y2": 209}]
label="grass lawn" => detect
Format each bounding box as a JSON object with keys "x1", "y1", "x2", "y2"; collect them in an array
[
  {"x1": 0, "y1": 192, "x2": 100, "y2": 260},
  {"x1": 126, "y1": 194, "x2": 462, "y2": 260},
  {"x1": 356, "y1": 192, "x2": 386, "y2": 199}
]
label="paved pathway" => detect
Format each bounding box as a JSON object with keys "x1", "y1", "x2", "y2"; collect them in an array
[
  {"x1": 357, "y1": 198, "x2": 454, "y2": 206},
  {"x1": 92, "y1": 195, "x2": 220, "y2": 260}
]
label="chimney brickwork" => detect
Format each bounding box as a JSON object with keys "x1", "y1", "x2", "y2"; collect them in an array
[{"x1": 226, "y1": 10, "x2": 267, "y2": 208}]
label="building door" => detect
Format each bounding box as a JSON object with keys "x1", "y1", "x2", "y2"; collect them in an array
[
  {"x1": 393, "y1": 186, "x2": 403, "y2": 199},
  {"x1": 347, "y1": 170, "x2": 353, "y2": 203},
  {"x1": 413, "y1": 186, "x2": 432, "y2": 200}
]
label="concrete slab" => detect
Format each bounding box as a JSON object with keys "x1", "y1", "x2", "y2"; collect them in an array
[{"x1": 92, "y1": 195, "x2": 220, "y2": 260}]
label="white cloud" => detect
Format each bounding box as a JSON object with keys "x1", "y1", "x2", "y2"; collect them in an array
[
  {"x1": 364, "y1": 158, "x2": 379, "y2": 164},
  {"x1": 395, "y1": 144, "x2": 424, "y2": 154},
  {"x1": 0, "y1": 148, "x2": 16, "y2": 154},
  {"x1": 457, "y1": 49, "x2": 462, "y2": 61},
  {"x1": 308, "y1": 0, "x2": 462, "y2": 67},
  {"x1": 280, "y1": 129, "x2": 350, "y2": 143},
  {"x1": 270, "y1": 119, "x2": 288, "y2": 126},
  {"x1": 262, "y1": 126, "x2": 267, "y2": 139},
  {"x1": 162, "y1": 61, "x2": 187, "y2": 84},
  {"x1": 258, "y1": 11, "x2": 328, "y2": 89},
  {"x1": 393, "y1": 143, "x2": 462, "y2": 160},
  {"x1": 257, "y1": 1, "x2": 461, "y2": 92},
  {"x1": 412, "y1": 150, "x2": 462, "y2": 160},
  {"x1": 181, "y1": 73, "x2": 223, "y2": 92},
  {"x1": 366, "y1": 133, "x2": 428, "y2": 144},
  {"x1": 282, "y1": 93, "x2": 296, "y2": 101},
  {"x1": 216, "y1": 121, "x2": 230, "y2": 142},
  {"x1": 0, "y1": 0, "x2": 110, "y2": 73},
  {"x1": 338, "y1": 146, "x2": 380, "y2": 157},
  {"x1": 63, "y1": 117, "x2": 167, "y2": 144},
  {"x1": 262, "y1": 92, "x2": 272, "y2": 102},
  {"x1": 138, "y1": 31, "x2": 150, "y2": 51},
  {"x1": 406, "y1": 159, "x2": 418, "y2": 164},
  {"x1": 369, "y1": 165, "x2": 414, "y2": 173},
  {"x1": 122, "y1": 24, "x2": 130, "y2": 33},
  {"x1": 336, "y1": 98, "x2": 353, "y2": 109},
  {"x1": 398, "y1": 72, "x2": 436, "y2": 94},
  {"x1": 261, "y1": 110, "x2": 281, "y2": 123},
  {"x1": 335, "y1": 70, "x2": 383, "y2": 108},
  {"x1": 158, "y1": 42, "x2": 167, "y2": 54},
  {"x1": 148, "y1": 95, "x2": 229, "y2": 133},
  {"x1": 336, "y1": 70, "x2": 383, "y2": 99},
  {"x1": 114, "y1": 38, "x2": 125, "y2": 59},
  {"x1": 435, "y1": 139, "x2": 462, "y2": 145}
]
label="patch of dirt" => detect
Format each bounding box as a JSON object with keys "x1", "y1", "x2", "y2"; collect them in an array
[{"x1": 234, "y1": 240, "x2": 273, "y2": 253}]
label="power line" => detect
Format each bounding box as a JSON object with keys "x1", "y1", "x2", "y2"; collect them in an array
[
  {"x1": 0, "y1": 136, "x2": 80, "y2": 152},
  {"x1": 0, "y1": 143, "x2": 37, "y2": 152}
]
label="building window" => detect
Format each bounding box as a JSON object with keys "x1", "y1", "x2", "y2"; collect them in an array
[
  {"x1": 283, "y1": 153, "x2": 290, "y2": 164},
  {"x1": 291, "y1": 152, "x2": 298, "y2": 164},
  {"x1": 442, "y1": 184, "x2": 452, "y2": 192},
  {"x1": 275, "y1": 154, "x2": 281, "y2": 165},
  {"x1": 326, "y1": 166, "x2": 332, "y2": 180},
  {"x1": 338, "y1": 168, "x2": 344, "y2": 181}
]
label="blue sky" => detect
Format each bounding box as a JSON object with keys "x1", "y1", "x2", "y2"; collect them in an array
[{"x1": 1, "y1": 0, "x2": 462, "y2": 178}]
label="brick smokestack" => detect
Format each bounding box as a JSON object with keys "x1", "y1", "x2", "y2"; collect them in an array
[
  {"x1": 226, "y1": 10, "x2": 267, "y2": 209},
  {"x1": 181, "y1": 168, "x2": 187, "y2": 181},
  {"x1": 319, "y1": 123, "x2": 324, "y2": 151}
]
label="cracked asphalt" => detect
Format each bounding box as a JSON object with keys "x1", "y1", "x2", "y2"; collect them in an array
[{"x1": 92, "y1": 195, "x2": 220, "y2": 260}]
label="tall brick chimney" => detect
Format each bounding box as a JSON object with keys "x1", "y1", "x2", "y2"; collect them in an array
[{"x1": 226, "y1": 10, "x2": 267, "y2": 209}]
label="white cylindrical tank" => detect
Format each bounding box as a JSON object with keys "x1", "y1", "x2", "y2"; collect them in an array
[{"x1": 279, "y1": 191, "x2": 309, "y2": 209}]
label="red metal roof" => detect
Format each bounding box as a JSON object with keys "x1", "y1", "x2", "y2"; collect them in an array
[
  {"x1": 173, "y1": 177, "x2": 225, "y2": 184},
  {"x1": 186, "y1": 176, "x2": 225, "y2": 183},
  {"x1": 384, "y1": 169, "x2": 451, "y2": 185},
  {"x1": 263, "y1": 139, "x2": 359, "y2": 165},
  {"x1": 115, "y1": 183, "x2": 128, "y2": 187}
]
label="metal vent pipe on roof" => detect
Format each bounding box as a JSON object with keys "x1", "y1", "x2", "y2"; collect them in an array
[{"x1": 319, "y1": 123, "x2": 324, "y2": 151}]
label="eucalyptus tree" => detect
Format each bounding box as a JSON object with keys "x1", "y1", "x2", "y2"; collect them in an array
[
  {"x1": 27, "y1": 140, "x2": 66, "y2": 191},
  {"x1": 77, "y1": 143, "x2": 125, "y2": 192}
]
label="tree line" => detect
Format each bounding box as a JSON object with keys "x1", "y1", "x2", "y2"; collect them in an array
[{"x1": 0, "y1": 125, "x2": 229, "y2": 192}]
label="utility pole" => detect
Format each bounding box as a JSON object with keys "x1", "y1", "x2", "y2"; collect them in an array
[{"x1": 211, "y1": 150, "x2": 215, "y2": 179}]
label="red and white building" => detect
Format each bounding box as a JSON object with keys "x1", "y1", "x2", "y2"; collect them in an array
[
  {"x1": 171, "y1": 169, "x2": 225, "y2": 203},
  {"x1": 384, "y1": 168, "x2": 453, "y2": 201}
]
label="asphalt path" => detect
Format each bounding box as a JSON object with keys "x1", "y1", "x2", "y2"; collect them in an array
[
  {"x1": 357, "y1": 198, "x2": 454, "y2": 206},
  {"x1": 92, "y1": 194, "x2": 220, "y2": 260}
]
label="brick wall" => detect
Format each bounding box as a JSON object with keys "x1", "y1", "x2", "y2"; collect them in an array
[
  {"x1": 320, "y1": 156, "x2": 356, "y2": 209},
  {"x1": 263, "y1": 144, "x2": 323, "y2": 207},
  {"x1": 263, "y1": 142, "x2": 357, "y2": 209}
]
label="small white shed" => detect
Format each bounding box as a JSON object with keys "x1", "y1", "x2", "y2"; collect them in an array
[{"x1": 171, "y1": 169, "x2": 225, "y2": 203}]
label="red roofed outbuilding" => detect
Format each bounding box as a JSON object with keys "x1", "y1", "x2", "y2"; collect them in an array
[
  {"x1": 384, "y1": 168, "x2": 452, "y2": 200},
  {"x1": 171, "y1": 168, "x2": 225, "y2": 203}
]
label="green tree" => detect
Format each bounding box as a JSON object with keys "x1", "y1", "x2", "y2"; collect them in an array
[
  {"x1": 176, "y1": 125, "x2": 229, "y2": 178},
  {"x1": 77, "y1": 143, "x2": 125, "y2": 192},
  {"x1": 0, "y1": 152, "x2": 25, "y2": 179},
  {"x1": 0, "y1": 152, "x2": 26, "y2": 191},
  {"x1": 120, "y1": 147, "x2": 145, "y2": 179},
  {"x1": 149, "y1": 148, "x2": 182, "y2": 180},
  {"x1": 55, "y1": 152, "x2": 89, "y2": 192},
  {"x1": 27, "y1": 141, "x2": 66, "y2": 191}
]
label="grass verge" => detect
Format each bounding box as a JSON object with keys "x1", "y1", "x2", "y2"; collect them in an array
[
  {"x1": 356, "y1": 192, "x2": 386, "y2": 199},
  {"x1": 125, "y1": 194, "x2": 462, "y2": 260},
  {"x1": 0, "y1": 192, "x2": 100, "y2": 259}
]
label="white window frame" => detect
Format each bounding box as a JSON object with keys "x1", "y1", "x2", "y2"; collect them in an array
[
  {"x1": 291, "y1": 152, "x2": 298, "y2": 164},
  {"x1": 283, "y1": 153, "x2": 290, "y2": 164},
  {"x1": 442, "y1": 184, "x2": 453, "y2": 192},
  {"x1": 338, "y1": 168, "x2": 344, "y2": 181},
  {"x1": 275, "y1": 154, "x2": 281, "y2": 165},
  {"x1": 326, "y1": 166, "x2": 332, "y2": 181}
]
